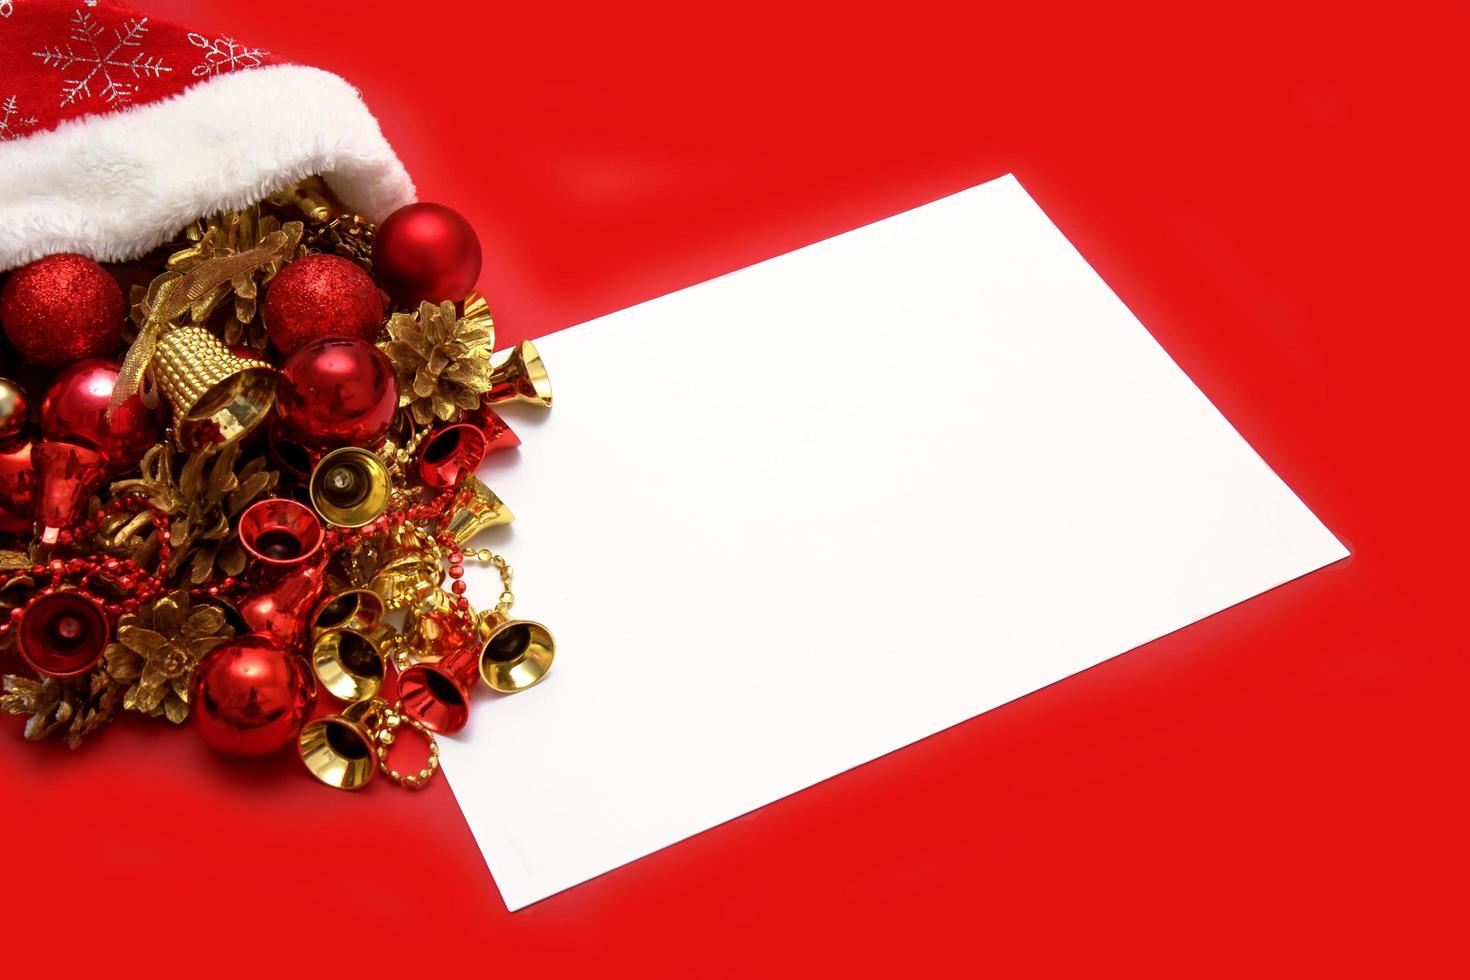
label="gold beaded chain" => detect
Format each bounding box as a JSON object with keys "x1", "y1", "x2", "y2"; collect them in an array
[{"x1": 369, "y1": 699, "x2": 440, "y2": 789}]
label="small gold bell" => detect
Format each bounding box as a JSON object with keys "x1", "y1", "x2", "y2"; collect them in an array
[
  {"x1": 478, "y1": 618, "x2": 555, "y2": 693},
  {"x1": 485, "y1": 340, "x2": 552, "y2": 408},
  {"x1": 298, "y1": 700, "x2": 385, "y2": 790},
  {"x1": 441, "y1": 475, "x2": 514, "y2": 547},
  {"x1": 309, "y1": 447, "x2": 392, "y2": 527}
]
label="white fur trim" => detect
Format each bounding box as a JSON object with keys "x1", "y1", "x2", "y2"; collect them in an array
[{"x1": 0, "y1": 65, "x2": 416, "y2": 271}]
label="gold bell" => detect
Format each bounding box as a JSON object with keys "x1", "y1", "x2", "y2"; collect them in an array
[
  {"x1": 309, "y1": 589, "x2": 392, "y2": 701},
  {"x1": 441, "y1": 475, "x2": 514, "y2": 547},
  {"x1": 154, "y1": 326, "x2": 278, "y2": 448},
  {"x1": 309, "y1": 447, "x2": 391, "y2": 527},
  {"x1": 479, "y1": 618, "x2": 555, "y2": 693},
  {"x1": 298, "y1": 699, "x2": 385, "y2": 790},
  {"x1": 368, "y1": 523, "x2": 445, "y2": 612},
  {"x1": 485, "y1": 340, "x2": 552, "y2": 408}
]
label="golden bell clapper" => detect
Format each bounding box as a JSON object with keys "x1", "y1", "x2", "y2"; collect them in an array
[{"x1": 309, "y1": 446, "x2": 391, "y2": 528}]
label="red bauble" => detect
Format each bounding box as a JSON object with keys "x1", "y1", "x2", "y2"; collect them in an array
[
  {"x1": 0, "y1": 254, "x2": 124, "y2": 367},
  {"x1": 0, "y1": 428, "x2": 38, "y2": 537},
  {"x1": 275, "y1": 337, "x2": 397, "y2": 447},
  {"x1": 263, "y1": 254, "x2": 384, "y2": 357},
  {"x1": 39, "y1": 359, "x2": 160, "y2": 472},
  {"x1": 372, "y1": 202, "x2": 482, "y2": 306},
  {"x1": 191, "y1": 635, "x2": 314, "y2": 756}
]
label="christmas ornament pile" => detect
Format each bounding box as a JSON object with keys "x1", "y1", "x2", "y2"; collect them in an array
[{"x1": 0, "y1": 179, "x2": 553, "y2": 791}]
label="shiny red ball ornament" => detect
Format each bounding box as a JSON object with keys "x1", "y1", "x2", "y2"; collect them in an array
[
  {"x1": 0, "y1": 428, "x2": 38, "y2": 537},
  {"x1": 372, "y1": 202, "x2": 482, "y2": 306},
  {"x1": 275, "y1": 337, "x2": 397, "y2": 447},
  {"x1": 0, "y1": 254, "x2": 124, "y2": 367},
  {"x1": 263, "y1": 254, "x2": 384, "y2": 357},
  {"x1": 40, "y1": 359, "x2": 161, "y2": 472},
  {"x1": 191, "y1": 634, "x2": 314, "y2": 756}
]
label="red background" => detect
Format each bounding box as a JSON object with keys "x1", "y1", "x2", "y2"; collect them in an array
[{"x1": 4, "y1": 1, "x2": 1466, "y2": 974}]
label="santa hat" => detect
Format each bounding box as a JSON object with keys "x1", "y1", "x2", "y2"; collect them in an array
[{"x1": 0, "y1": 0, "x2": 414, "y2": 272}]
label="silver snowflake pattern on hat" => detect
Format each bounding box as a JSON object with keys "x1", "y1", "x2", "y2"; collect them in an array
[
  {"x1": 0, "y1": 94, "x2": 38, "y2": 140},
  {"x1": 187, "y1": 33, "x2": 267, "y2": 77},
  {"x1": 31, "y1": 7, "x2": 172, "y2": 108}
]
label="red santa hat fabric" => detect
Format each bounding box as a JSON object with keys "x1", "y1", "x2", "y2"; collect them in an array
[{"x1": 0, "y1": 0, "x2": 414, "y2": 271}]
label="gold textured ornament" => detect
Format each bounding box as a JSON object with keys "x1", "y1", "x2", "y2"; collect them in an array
[
  {"x1": 368, "y1": 524, "x2": 445, "y2": 613},
  {"x1": 102, "y1": 590, "x2": 234, "y2": 723},
  {"x1": 380, "y1": 294, "x2": 496, "y2": 425},
  {"x1": 153, "y1": 327, "x2": 278, "y2": 449},
  {"x1": 441, "y1": 476, "x2": 515, "y2": 547},
  {"x1": 485, "y1": 339, "x2": 552, "y2": 408},
  {"x1": 308, "y1": 447, "x2": 392, "y2": 528}
]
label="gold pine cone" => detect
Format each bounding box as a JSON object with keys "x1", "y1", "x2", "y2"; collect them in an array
[
  {"x1": 103, "y1": 590, "x2": 234, "y2": 724},
  {"x1": 380, "y1": 294, "x2": 495, "y2": 425}
]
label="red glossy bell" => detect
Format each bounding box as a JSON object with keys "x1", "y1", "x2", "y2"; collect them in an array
[
  {"x1": 33, "y1": 439, "x2": 109, "y2": 544},
  {"x1": 417, "y1": 407, "x2": 520, "y2": 489},
  {"x1": 16, "y1": 590, "x2": 109, "y2": 677},
  {"x1": 239, "y1": 498, "x2": 324, "y2": 568},
  {"x1": 191, "y1": 633, "x2": 314, "y2": 756},
  {"x1": 39, "y1": 358, "x2": 160, "y2": 473},
  {"x1": 237, "y1": 563, "x2": 327, "y2": 650},
  {"x1": 275, "y1": 337, "x2": 397, "y2": 448},
  {"x1": 0, "y1": 428, "x2": 38, "y2": 537},
  {"x1": 398, "y1": 613, "x2": 482, "y2": 734}
]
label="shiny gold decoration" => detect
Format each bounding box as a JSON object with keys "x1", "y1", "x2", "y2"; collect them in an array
[
  {"x1": 441, "y1": 476, "x2": 515, "y2": 547},
  {"x1": 111, "y1": 227, "x2": 299, "y2": 416},
  {"x1": 152, "y1": 326, "x2": 279, "y2": 448},
  {"x1": 0, "y1": 669, "x2": 122, "y2": 748},
  {"x1": 102, "y1": 590, "x2": 234, "y2": 723},
  {"x1": 310, "y1": 627, "x2": 387, "y2": 702},
  {"x1": 485, "y1": 339, "x2": 552, "y2": 408},
  {"x1": 166, "y1": 206, "x2": 305, "y2": 350},
  {"x1": 309, "y1": 447, "x2": 392, "y2": 528},
  {"x1": 380, "y1": 294, "x2": 496, "y2": 425},
  {"x1": 107, "y1": 441, "x2": 278, "y2": 582},
  {"x1": 478, "y1": 618, "x2": 555, "y2": 693},
  {"x1": 299, "y1": 697, "x2": 439, "y2": 791},
  {"x1": 369, "y1": 523, "x2": 444, "y2": 613},
  {"x1": 268, "y1": 175, "x2": 341, "y2": 222}
]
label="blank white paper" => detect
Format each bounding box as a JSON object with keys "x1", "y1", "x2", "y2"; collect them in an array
[{"x1": 440, "y1": 174, "x2": 1348, "y2": 910}]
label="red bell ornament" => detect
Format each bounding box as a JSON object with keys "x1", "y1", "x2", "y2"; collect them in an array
[
  {"x1": 0, "y1": 254, "x2": 124, "y2": 368},
  {"x1": 417, "y1": 406, "x2": 520, "y2": 489},
  {"x1": 276, "y1": 337, "x2": 397, "y2": 448},
  {"x1": 191, "y1": 634, "x2": 314, "y2": 756},
  {"x1": 398, "y1": 611, "x2": 486, "y2": 734},
  {"x1": 40, "y1": 359, "x2": 160, "y2": 472},
  {"x1": 0, "y1": 427, "x2": 37, "y2": 537},
  {"x1": 16, "y1": 590, "x2": 110, "y2": 678},
  {"x1": 372, "y1": 202, "x2": 482, "y2": 306},
  {"x1": 33, "y1": 440, "x2": 109, "y2": 544},
  {"x1": 236, "y1": 498, "x2": 328, "y2": 647},
  {"x1": 262, "y1": 254, "x2": 384, "y2": 357}
]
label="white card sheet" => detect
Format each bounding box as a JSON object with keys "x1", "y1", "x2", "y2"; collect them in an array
[{"x1": 440, "y1": 174, "x2": 1348, "y2": 909}]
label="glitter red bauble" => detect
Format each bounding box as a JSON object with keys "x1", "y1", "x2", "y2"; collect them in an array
[
  {"x1": 372, "y1": 202, "x2": 482, "y2": 306},
  {"x1": 191, "y1": 634, "x2": 314, "y2": 756},
  {"x1": 0, "y1": 254, "x2": 124, "y2": 367},
  {"x1": 262, "y1": 254, "x2": 384, "y2": 357},
  {"x1": 275, "y1": 336, "x2": 397, "y2": 447},
  {"x1": 39, "y1": 359, "x2": 161, "y2": 472}
]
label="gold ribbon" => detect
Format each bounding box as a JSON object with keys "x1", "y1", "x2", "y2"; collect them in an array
[{"x1": 107, "y1": 229, "x2": 299, "y2": 419}]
